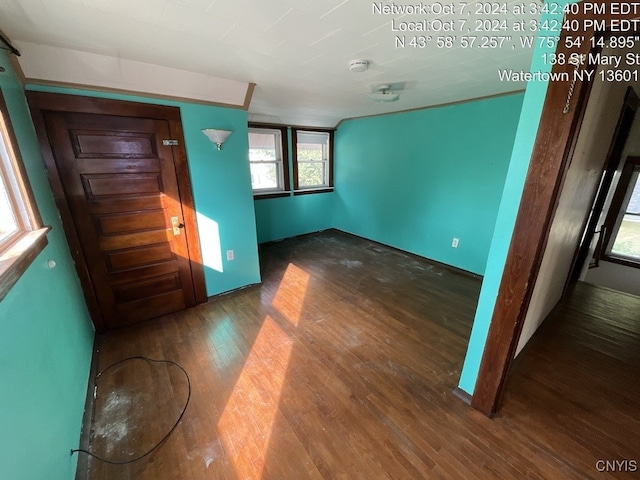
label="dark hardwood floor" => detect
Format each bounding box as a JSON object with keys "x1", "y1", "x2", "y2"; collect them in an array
[{"x1": 83, "y1": 230, "x2": 640, "y2": 479}]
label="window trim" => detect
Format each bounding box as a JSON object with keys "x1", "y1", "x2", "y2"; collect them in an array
[
  {"x1": 0, "y1": 88, "x2": 49, "y2": 302},
  {"x1": 292, "y1": 128, "x2": 334, "y2": 195},
  {"x1": 248, "y1": 123, "x2": 290, "y2": 199},
  {"x1": 602, "y1": 155, "x2": 640, "y2": 269}
]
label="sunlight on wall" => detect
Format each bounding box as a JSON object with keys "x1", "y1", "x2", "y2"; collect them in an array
[
  {"x1": 197, "y1": 212, "x2": 223, "y2": 273},
  {"x1": 272, "y1": 263, "x2": 310, "y2": 327},
  {"x1": 217, "y1": 262, "x2": 310, "y2": 479}
]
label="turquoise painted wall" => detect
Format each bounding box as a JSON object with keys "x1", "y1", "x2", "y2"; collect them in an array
[
  {"x1": 333, "y1": 93, "x2": 524, "y2": 275},
  {"x1": 0, "y1": 53, "x2": 94, "y2": 479},
  {"x1": 27, "y1": 85, "x2": 262, "y2": 296},
  {"x1": 255, "y1": 193, "x2": 334, "y2": 243},
  {"x1": 458, "y1": 3, "x2": 572, "y2": 394},
  {"x1": 254, "y1": 128, "x2": 334, "y2": 243}
]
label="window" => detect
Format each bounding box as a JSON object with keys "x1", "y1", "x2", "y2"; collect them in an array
[
  {"x1": 603, "y1": 156, "x2": 640, "y2": 267},
  {"x1": 292, "y1": 129, "x2": 334, "y2": 194},
  {"x1": 0, "y1": 88, "x2": 48, "y2": 301},
  {"x1": 248, "y1": 126, "x2": 289, "y2": 197}
]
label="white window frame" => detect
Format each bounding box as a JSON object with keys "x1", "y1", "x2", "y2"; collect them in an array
[
  {"x1": 292, "y1": 129, "x2": 333, "y2": 193},
  {"x1": 248, "y1": 126, "x2": 289, "y2": 196},
  {"x1": 0, "y1": 88, "x2": 49, "y2": 302},
  {"x1": 603, "y1": 158, "x2": 640, "y2": 267}
]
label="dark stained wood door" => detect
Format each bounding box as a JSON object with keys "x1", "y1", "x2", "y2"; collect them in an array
[{"x1": 44, "y1": 111, "x2": 197, "y2": 329}]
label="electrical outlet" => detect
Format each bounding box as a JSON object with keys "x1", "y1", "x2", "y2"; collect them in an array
[
  {"x1": 452, "y1": 237, "x2": 460, "y2": 248},
  {"x1": 226, "y1": 250, "x2": 234, "y2": 261}
]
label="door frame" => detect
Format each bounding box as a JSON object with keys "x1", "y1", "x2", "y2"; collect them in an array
[
  {"x1": 566, "y1": 87, "x2": 640, "y2": 287},
  {"x1": 471, "y1": 3, "x2": 640, "y2": 415},
  {"x1": 27, "y1": 92, "x2": 207, "y2": 332}
]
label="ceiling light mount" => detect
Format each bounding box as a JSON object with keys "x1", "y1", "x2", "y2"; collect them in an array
[
  {"x1": 367, "y1": 84, "x2": 399, "y2": 103},
  {"x1": 349, "y1": 59, "x2": 369, "y2": 73}
]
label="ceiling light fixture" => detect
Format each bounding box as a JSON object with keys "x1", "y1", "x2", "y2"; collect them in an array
[
  {"x1": 349, "y1": 59, "x2": 369, "y2": 73},
  {"x1": 367, "y1": 84, "x2": 399, "y2": 103},
  {"x1": 202, "y1": 128, "x2": 232, "y2": 150}
]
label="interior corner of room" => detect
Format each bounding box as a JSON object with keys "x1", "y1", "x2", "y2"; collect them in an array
[{"x1": 1, "y1": 2, "x2": 640, "y2": 479}]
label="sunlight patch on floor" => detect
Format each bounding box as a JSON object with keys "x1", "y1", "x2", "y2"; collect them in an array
[
  {"x1": 218, "y1": 263, "x2": 310, "y2": 479},
  {"x1": 272, "y1": 263, "x2": 310, "y2": 327},
  {"x1": 217, "y1": 316, "x2": 293, "y2": 479}
]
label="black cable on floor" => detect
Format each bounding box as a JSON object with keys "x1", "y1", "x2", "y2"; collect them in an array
[{"x1": 70, "y1": 356, "x2": 191, "y2": 465}]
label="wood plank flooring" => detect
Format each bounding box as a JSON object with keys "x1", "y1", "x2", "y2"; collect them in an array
[{"x1": 82, "y1": 230, "x2": 640, "y2": 479}]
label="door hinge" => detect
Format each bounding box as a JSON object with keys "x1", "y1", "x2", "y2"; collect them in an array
[{"x1": 163, "y1": 139, "x2": 179, "y2": 146}]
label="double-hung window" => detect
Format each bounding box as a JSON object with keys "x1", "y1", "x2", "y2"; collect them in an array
[
  {"x1": 248, "y1": 126, "x2": 289, "y2": 197},
  {"x1": 292, "y1": 129, "x2": 333, "y2": 193},
  {"x1": 0, "y1": 88, "x2": 48, "y2": 301},
  {"x1": 603, "y1": 156, "x2": 640, "y2": 267}
]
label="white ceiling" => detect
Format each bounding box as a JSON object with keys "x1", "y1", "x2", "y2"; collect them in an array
[{"x1": 0, "y1": 0, "x2": 537, "y2": 126}]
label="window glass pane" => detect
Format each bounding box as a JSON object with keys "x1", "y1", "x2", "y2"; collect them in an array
[
  {"x1": 249, "y1": 132, "x2": 277, "y2": 162},
  {"x1": 0, "y1": 172, "x2": 18, "y2": 243},
  {"x1": 0, "y1": 116, "x2": 20, "y2": 245},
  {"x1": 610, "y1": 173, "x2": 640, "y2": 260},
  {"x1": 627, "y1": 175, "x2": 640, "y2": 214},
  {"x1": 295, "y1": 131, "x2": 329, "y2": 189},
  {"x1": 248, "y1": 128, "x2": 285, "y2": 192},
  {"x1": 250, "y1": 163, "x2": 278, "y2": 190},
  {"x1": 298, "y1": 162, "x2": 324, "y2": 187},
  {"x1": 297, "y1": 143, "x2": 323, "y2": 162}
]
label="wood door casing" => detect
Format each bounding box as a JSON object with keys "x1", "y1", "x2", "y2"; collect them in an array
[
  {"x1": 27, "y1": 93, "x2": 206, "y2": 332},
  {"x1": 471, "y1": 4, "x2": 640, "y2": 415}
]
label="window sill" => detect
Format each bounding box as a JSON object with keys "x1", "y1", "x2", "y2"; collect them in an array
[
  {"x1": 601, "y1": 254, "x2": 640, "y2": 270},
  {"x1": 293, "y1": 187, "x2": 334, "y2": 196},
  {"x1": 253, "y1": 191, "x2": 292, "y2": 200},
  {"x1": 0, "y1": 227, "x2": 51, "y2": 303}
]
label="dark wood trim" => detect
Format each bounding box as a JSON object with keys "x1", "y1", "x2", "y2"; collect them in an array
[
  {"x1": 328, "y1": 129, "x2": 335, "y2": 187},
  {"x1": 291, "y1": 127, "x2": 334, "y2": 192},
  {"x1": 567, "y1": 88, "x2": 640, "y2": 286},
  {"x1": 248, "y1": 123, "x2": 290, "y2": 194},
  {"x1": 254, "y1": 192, "x2": 292, "y2": 200},
  {"x1": 168, "y1": 109, "x2": 208, "y2": 305},
  {"x1": 26, "y1": 92, "x2": 207, "y2": 331},
  {"x1": 293, "y1": 188, "x2": 334, "y2": 196},
  {"x1": 74, "y1": 341, "x2": 99, "y2": 480},
  {"x1": 292, "y1": 130, "x2": 298, "y2": 191},
  {"x1": 27, "y1": 94, "x2": 105, "y2": 330},
  {"x1": 600, "y1": 254, "x2": 640, "y2": 269},
  {"x1": 471, "y1": 4, "x2": 640, "y2": 416},
  {"x1": 25, "y1": 91, "x2": 183, "y2": 120},
  {"x1": 248, "y1": 121, "x2": 336, "y2": 131}
]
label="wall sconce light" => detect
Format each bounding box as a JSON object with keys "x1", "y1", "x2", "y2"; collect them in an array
[{"x1": 202, "y1": 128, "x2": 232, "y2": 150}]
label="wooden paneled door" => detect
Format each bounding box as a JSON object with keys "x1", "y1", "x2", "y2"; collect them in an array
[{"x1": 28, "y1": 93, "x2": 206, "y2": 332}]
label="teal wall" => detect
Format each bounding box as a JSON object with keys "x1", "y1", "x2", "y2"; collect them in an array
[
  {"x1": 458, "y1": 3, "x2": 572, "y2": 394},
  {"x1": 0, "y1": 53, "x2": 94, "y2": 479},
  {"x1": 255, "y1": 193, "x2": 334, "y2": 243},
  {"x1": 333, "y1": 94, "x2": 524, "y2": 275},
  {"x1": 27, "y1": 85, "x2": 262, "y2": 296},
  {"x1": 254, "y1": 128, "x2": 334, "y2": 243}
]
